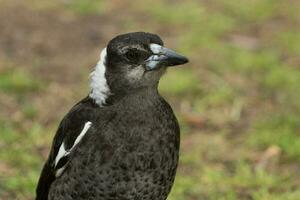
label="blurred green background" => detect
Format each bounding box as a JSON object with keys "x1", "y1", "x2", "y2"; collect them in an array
[{"x1": 0, "y1": 0, "x2": 299, "y2": 199}]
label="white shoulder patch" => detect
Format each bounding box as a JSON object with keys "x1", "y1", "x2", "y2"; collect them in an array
[
  {"x1": 54, "y1": 121, "x2": 92, "y2": 177},
  {"x1": 89, "y1": 48, "x2": 111, "y2": 106}
]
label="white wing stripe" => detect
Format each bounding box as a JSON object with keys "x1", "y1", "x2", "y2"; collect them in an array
[
  {"x1": 54, "y1": 121, "x2": 92, "y2": 167},
  {"x1": 72, "y1": 121, "x2": 92, "y2": 148},
  {"x1": 55, "y1": 143, "x2": 67, "y2": 166}
]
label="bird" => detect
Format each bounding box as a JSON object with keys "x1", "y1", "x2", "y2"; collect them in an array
[{"x1": 35, "y1": 32, "x2": 188, "y2": 200}]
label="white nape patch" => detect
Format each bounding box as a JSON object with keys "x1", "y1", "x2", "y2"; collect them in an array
[
  {"x1": 89, "y1": 48, "x2": 110, "y2": 106},
  {"x1": 54, "y1": 121, "x2": 92, "y2": 177}
]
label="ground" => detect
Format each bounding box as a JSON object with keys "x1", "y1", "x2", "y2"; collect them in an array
[{"x1": 0, "y1": 0, "x2": 300, "y2": 199}]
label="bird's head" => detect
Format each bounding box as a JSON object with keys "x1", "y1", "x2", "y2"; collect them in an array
[{"x1": 90, "y1": 32, "x2": 188, "y2": 105}]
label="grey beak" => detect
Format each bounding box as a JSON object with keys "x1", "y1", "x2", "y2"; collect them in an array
[{"x1": 145, "y1": 44, "x2": 189, "y2": 71}]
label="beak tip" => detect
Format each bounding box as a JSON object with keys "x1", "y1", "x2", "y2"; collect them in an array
[
  {"x1": 175, "y1": 55, "x2": 188, "y2": 66},
  {"x1": 182, "y1": 57, "x2": 189, "y2": 64},
  {"x1": 146, "y1": 44, "x2": 189, "y2": 69}
]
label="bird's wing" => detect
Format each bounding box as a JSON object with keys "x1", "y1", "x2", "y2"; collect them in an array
[
  {"x1": 35, "y1": 98, "x2": 96, "y2": 200},
  {"x1": 53, "y1": 120, "x2": 92, "y2": 176}
]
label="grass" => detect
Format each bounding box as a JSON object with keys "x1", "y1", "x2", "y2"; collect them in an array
[
  {"x1": 0, "y1": 123, "x2": 44, "y2": 199},
  {"x1": 248, "y1": 114, "x2": 300, "y2": 160},
  {"x1": 0, "y1": 68, "x2": 42, "y2": 94},
  {"x1": 159, "y1": 68, "x2": 201, "y2": 96},
  {"x1": 63, "y1": 0, "x2": 105, "y2": 15},
  {"x1": 0, "y1": 0, "x2": 300, "y2": 199}
]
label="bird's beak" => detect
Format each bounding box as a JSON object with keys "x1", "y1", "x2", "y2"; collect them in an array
[{"x1": 145, "y1": 44, "x2": 189, "y2": 71}]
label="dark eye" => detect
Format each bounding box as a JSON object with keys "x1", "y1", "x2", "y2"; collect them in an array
[{"x1": 125, "y1": 49, "x2": 140, "y2": 61}]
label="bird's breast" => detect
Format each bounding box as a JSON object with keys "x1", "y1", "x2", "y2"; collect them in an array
[{"x1": 49, "y1": 98, "x2": 180, "y2": 200}]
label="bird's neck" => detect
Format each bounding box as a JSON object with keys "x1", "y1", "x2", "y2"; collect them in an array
[
  {"x1": 89, "y1": 48, "x2": 110, "y2": 106},
  {"x1": 104, "y1": 86, "x2": 159, "y2": 106}
]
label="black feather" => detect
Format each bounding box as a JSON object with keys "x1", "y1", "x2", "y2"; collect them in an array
[{"x1": 36, "y1": 32, "x2": 186, "y2": 200}]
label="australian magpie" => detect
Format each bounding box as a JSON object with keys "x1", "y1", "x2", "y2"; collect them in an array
[{"x1": 36, "y1": 32, "x2": 188, "y2": 200}]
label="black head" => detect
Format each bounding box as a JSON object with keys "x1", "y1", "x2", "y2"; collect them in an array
[{"x1": 104, "y1": 32, "x2": 188, "y2": 93}]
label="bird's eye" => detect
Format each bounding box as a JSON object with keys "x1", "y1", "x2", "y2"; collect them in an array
[{"x1": 125, "y1": 49, "x2": 140, "y2": 61}]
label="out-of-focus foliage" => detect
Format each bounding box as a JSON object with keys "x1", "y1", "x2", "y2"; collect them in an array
[{"x1": 0, "y1": 0, "x2": 299, "y2": 199}]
